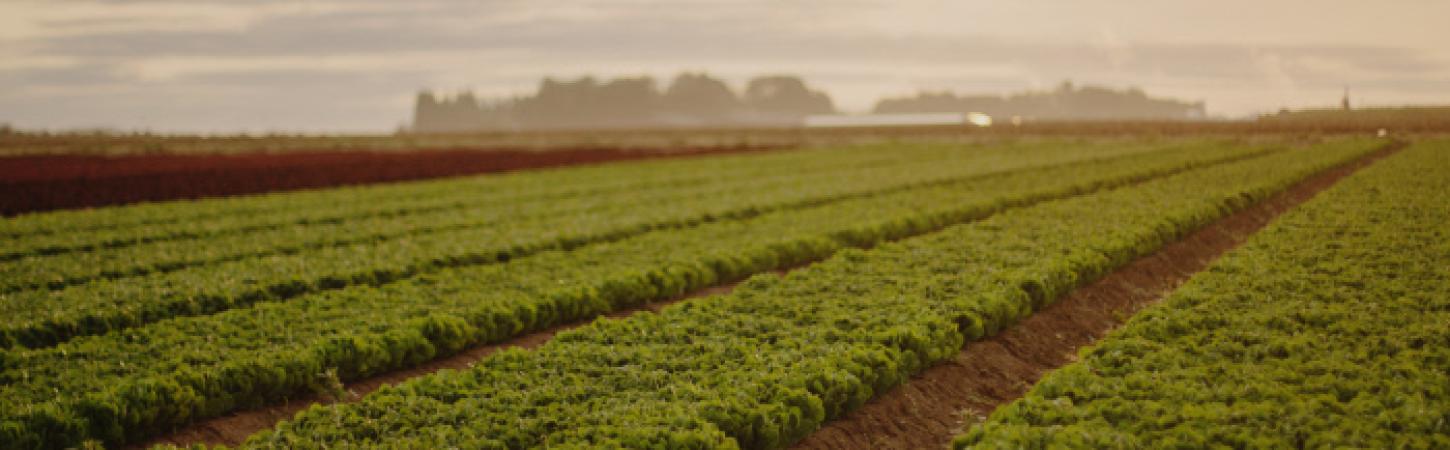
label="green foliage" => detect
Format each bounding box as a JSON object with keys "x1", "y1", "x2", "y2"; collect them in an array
[
  {"x1": 232, "y1": 140, "x2": 1382, "y2": 448},
  {"x1": 958, "y1": 140, "x2": 1450, "y2": 449},
  {"x1": 0, "y1": 139, "x2": 1187, "y2": 349},
  {"x1": 0, "y1": 138, "x2": 1298, "y2": 449}
]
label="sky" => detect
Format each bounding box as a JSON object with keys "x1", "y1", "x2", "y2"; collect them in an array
[{"x1": 2, "y1": 0, "x2": 1448, "y2": 133}]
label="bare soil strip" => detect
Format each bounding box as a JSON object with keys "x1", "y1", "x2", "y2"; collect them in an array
[{"x1": 789, "y1": 141, "x2": 1406, "y2": 450}]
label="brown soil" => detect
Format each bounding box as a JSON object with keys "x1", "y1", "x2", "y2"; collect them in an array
[
  {"x1": 789, "y1": 141, "x2": 1406, "y2": 450},
  {"x1": 0, "y1": 145, "x2": 773, "y2": 216}
]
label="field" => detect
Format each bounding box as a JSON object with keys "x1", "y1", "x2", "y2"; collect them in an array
[
  {"x1": 0, "y1": 146, "x2": 771, "y2": 216},
  {"x1": 1, "y1": 134, "x2": 1446, "y2": 449}
]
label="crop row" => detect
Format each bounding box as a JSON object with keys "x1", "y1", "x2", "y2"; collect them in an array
[
  {"x1": 3, "y1": 139, "x2": 1139, "y2": 253},
  {"x1": 0, "y1": 140, "x2": 1210, "y2": 349},
  {"x1": 0, "y1": 141, "x2": 973, "y2": 258},
  {"x1": 0, "y1": 147, "x2": 1006, "y2": 289},
  {"x1": 0, "y1": 139, "x2": 1177, "y2": 293},
  {"x1": 208, "y1": 139, "x2": 1380, "y2": 449},
  {"x1": 0, "y1": 142, "x2": 842, "y2": 238},
  {"x1": 957, "y1": 140, "x2": 1448, "y2": 449},
  {"x1": 0, "y1": 138, "x2": 1310, "y2": 448}
]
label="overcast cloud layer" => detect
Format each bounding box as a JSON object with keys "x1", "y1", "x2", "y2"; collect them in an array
[{"x1": 3, "y1": 0, "x2": 1448, "y2": 133}]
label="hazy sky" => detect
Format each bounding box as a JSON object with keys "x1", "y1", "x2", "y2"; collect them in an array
[{"x1": 3, "y1": 0, "x2": 1448, "y2": 133}]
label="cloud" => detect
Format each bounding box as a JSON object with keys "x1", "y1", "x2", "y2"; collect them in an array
[
  {"x1": 3, "y1": 0, "x2": 1449, "y2": 131},
  {"x1": 1092, "y1": 26, "x2": 1134, "y2": 70}
]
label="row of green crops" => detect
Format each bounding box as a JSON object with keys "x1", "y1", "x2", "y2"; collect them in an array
[
  {"x1": 0, "y1": 139, "x2": 1300, "y2": 449},
  {"x1": 0, "y1": 139, "x2": 1144, "y2": 257},
  {"x1": 0, "y1": 142, "x2": 910, "y2": 240},
  {"x1": 0, "y1": 139, "x2": 1181, "y2": 293},
  {"x1": 0, "y1": 149, "x2": 992, "y2": 290},
  {"x1": 200, "y1": 140, "x2": 1382, "y2": 449},
  {"x1": 0, "y1": 140, "x2": 1196, "y2": 349},
  {"x1": 957, "y1": 140, "x2": 1448, "y2": 449},
  {"x1": 0, "y1": 142, "x2": 981, "y2": 258}
]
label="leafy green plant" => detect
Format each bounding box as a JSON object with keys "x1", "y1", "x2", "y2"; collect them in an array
[
  {"x1": 310, "y1": 368, "x2": 351, "y2": 403},
  {"x1": 958, "y1": 139, "x2": 1450, "y2": 449},
  {"x1": 228, "y1": 139, "x2": 1383, "y2": 449},
  {"x1": 0, "y1": 139, "x2": 1190, "y2": 349},
  {"x1": 1, "y1": 138, "x2": 1303, "y2": 449}
]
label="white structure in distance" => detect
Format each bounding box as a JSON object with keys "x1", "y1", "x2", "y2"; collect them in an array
[{"x1": 803, "y1": 112, "x2": 992, "y2": 128}]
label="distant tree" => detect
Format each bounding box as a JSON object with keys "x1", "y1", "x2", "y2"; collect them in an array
[
  {"x1": 870, "y1": 82, "x2": 1204, "y2": 121},
  {"x1": 743, "y1": 76, "x2": 835, "y2": 115},
  {"x1": 874, "y1": 91, "x2": 969, "y2": 114},
  {"x1": 595, "y1": 77, "x2": 661, "y2": 125},
  {"x1": 412, "y1": 91, "x2": 498, "y2": 132},
  {"x1": 413, "y1": 71, "x2": 842, "y2": 131},
  {"x1": 514, "y1": 76, "x2": 664, "y2": 129},
  {"x1": 411, "y1": 92, "x2": 441, "y2": 132},
  {"x1": 518, "y1": 77, "x2": 598, "y2": 128},
  {"x1": 661, "y1": 73, "x2": 744, "y2": 122}
]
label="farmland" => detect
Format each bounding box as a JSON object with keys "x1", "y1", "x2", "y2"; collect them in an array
[
  {"x1": 0, "y1": 146, "x2": 775, "y2": 216},
  {"x1": 959, "y1": 139, "x2": 1450, "y2": 449},
  {"x1": 1, "y1": 134, "x2": 1445, "y2": 450}
]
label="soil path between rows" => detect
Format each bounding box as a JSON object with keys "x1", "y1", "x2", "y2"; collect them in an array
[{"x1": 788, "y1": 140, "x2": 1406, "y2": 450}]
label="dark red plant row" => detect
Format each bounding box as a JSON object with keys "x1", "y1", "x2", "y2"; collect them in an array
[{"x1": 0, "y1": 146, "x2": 771, "y2": 216}]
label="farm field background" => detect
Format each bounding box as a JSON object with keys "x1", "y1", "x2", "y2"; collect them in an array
[
  {"x1": 0, "y1": 145, "x2": 774, "y2": 216},
  {"x1": 1, "y1": 133, "x2": 1446, "y2": 449},
  {"x1": 5, "y1": 116, "x2": 1443, "y2": 217}
]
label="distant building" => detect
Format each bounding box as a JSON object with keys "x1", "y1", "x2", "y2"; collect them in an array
[{"x1": 803, "y1": 112, "x2": 991, "y2": 128}]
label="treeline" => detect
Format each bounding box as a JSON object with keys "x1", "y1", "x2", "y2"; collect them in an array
[
  {"x1": 873, "y1": 81, "x2": 1205, "y2": 121},
  {"x1": 1258, "y1": 106, "x2": 1450, "y2": 128},
  {"x1": 415, "y1": 75, "x2": 1211, "y2": 132},
  {"x1": 414, "y1": 73, "x2": 835, "y2": 132}
]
